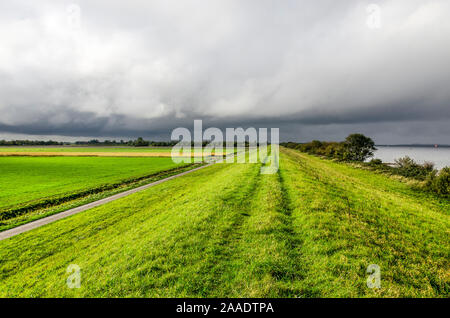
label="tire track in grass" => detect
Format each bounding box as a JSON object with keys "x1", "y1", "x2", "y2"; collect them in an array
[
  {"x1": 281, "y1": 149, "x2": 392, "y2": 296},
  {"x1": 214, "y1": 157, "x2": 306, "y2": 297},
  {"x1": 188, "y1": 163, "x2": 262, "y2": 297},
  {"x1": 279, "y1": 150, "x2": 372, "y2": 297},
  {"x1": 275, "y1": 165, "x2": 308, "y2": 296}
]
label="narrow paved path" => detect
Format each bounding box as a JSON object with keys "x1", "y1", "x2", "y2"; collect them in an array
[{"x1": 0, "y1": 163, "x2": 212, "y2": 241}]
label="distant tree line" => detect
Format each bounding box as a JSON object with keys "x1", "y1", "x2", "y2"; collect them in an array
[
  {"x1": 0, "y1": 140, "x2": 65, "y2": 146},
  {"x1": 0, "y1": 138, "x2": 177, "y2": 147},
  {"x1": 0, "y1": 138, "x2": 261, "y2": 148},
  {"x1": 282, "y1": 133, "x2": 449, "y2": 196},
  {"x1": 74, "y1": 139, "x2": 264, "y2": 147},
  {"x1": 282, "y1": 133, "x2": 377, "y2": 162},
  {"x1": 74, "y1": 138, "x2": 163, "y2": 147}
]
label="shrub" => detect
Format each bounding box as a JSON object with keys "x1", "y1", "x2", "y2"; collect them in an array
[
  {"x1": 134, "y1": 137, "x2": 150, "y2": 147},
  {"x1": 344, "y1": 134, "x2": 376, "y2": 162},
  {"x1": 422, "y1": 161, "x2": 435, "y2": 172},
  {"x1": 369, "y1": 158, "x2": 383, "y2": 166},
  {"x1": 282, "y1": 134, "x2": 376, "y2": 162},
  {"x1": 281, "y1": 141, "x2": 448, "y2": 197},
  {"x1": 394, "y1": 156, "x2": 436, "y2": 180},
  {"x1": 425, "y1": 167, "x2": 450, "y2": 195}
]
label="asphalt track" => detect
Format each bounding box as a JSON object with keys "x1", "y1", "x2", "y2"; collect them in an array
[{"x1": 0, "y1": 163, "x2": 213, "y2": 241}]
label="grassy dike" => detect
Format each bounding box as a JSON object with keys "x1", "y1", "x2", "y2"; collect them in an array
[
  {"x1": 279, "y1": 148, "x2": 449, "y2": 297},
  {"x1": 0, "y1": 148, "x2": 448, "y2": 297}
]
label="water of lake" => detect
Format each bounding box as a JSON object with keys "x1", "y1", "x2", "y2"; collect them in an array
[{"x1": 372, "y1": 146, "x2": 450, "y2": 170}]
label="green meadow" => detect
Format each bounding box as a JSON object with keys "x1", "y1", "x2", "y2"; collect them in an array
[
  {"x1": 0, "y1": 147, "x2": 172, "y2": 153},
  {"x1": 0, "y1": 148, "x2": 448, "y2": 297},
  {"x1": 0, "y1": 157, "x2": 191, "y2": 232},
  {"x1": 0, "y1": 156, "x2": 184, "y2": 210}
]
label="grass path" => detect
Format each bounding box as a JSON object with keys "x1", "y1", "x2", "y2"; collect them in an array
[{"x1": 0, "y1": 148, "x2": 448, "y2": 297}]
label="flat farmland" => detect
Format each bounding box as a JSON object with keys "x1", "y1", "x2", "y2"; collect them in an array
[
  {"x1": 0, "y1": 148, "x2": 447, "y2": 297},
  {"x1": 0, "y1": 147, "x2": 173, "y2": 153},
  {"x1": 0, "y1": 156, "x2": 192, "y2": 230},
  {"x1": 0, "y1": 147, "x2": 230, "y2": 157}
]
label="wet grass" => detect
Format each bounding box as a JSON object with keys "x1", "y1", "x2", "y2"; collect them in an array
[
  {"x1": 0, "y1": 156, "x2": 185, "y2": 212},
  {"x1": 0, "y1": 148, "x2": 448, "y2": 297}
]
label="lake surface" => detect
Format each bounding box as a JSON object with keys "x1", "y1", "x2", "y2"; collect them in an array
[{"x1": 372, "y1": 146, "x2": 450, "y2": 170}]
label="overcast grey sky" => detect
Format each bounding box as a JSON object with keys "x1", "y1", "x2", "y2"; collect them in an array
[{"x1": 0, "y1": 0, "x2": 449, "y2": 143}]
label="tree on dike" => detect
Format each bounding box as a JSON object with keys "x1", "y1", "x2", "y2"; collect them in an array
[{"x1": 344, "y1": 133, "x2": 376, "y2": 162}]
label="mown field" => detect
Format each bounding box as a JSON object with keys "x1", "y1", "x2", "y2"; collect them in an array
[
  {"x1": 0, "y1": 157, "x2": 195, "y2": 231},
  {"x1": 0, "y1": 156, "x2": 185, "y2": 210},
  {"x1": 0, "y1": 147, "x2": 448, "y2": 297},
  {"x1": 0, "y1": 147, "x2": 173, "y2": 153},
  {"x1": 0, "y1": 147, "x2": 232, "y2": 157}
]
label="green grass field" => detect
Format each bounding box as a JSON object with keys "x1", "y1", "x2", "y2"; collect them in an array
[
  {"x1": 0, "y1": 148, "x2": 448, "y2": 297},
  {"x1": 0, "y1": 156, "x2": 184, "y2": 211},
  {"x1": 0, "y1": 147, "x2": 172, "y2": 153}
]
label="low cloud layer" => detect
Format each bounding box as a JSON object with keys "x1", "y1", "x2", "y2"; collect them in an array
[{"x1": 0, "y1": 0, "x2": 449, "y2": 143}]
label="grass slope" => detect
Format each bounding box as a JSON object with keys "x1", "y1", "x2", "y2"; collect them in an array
[
  {"x1": 0, "y1": 164, "x2": 200, "y2": 232},
  {"x1": 280, "y1": 148, "x2": 449, "y2": 297},
  {"x1": 0, "y1": 148, "x2": 448, "y2": 297},
  {"x1": 0, "y1": 156, "x2": 183, "y2": 210}
]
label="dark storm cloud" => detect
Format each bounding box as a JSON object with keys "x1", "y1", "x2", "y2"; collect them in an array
[{"x1": 0, "y1": 0, "x2": 449, "y2": 143}]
